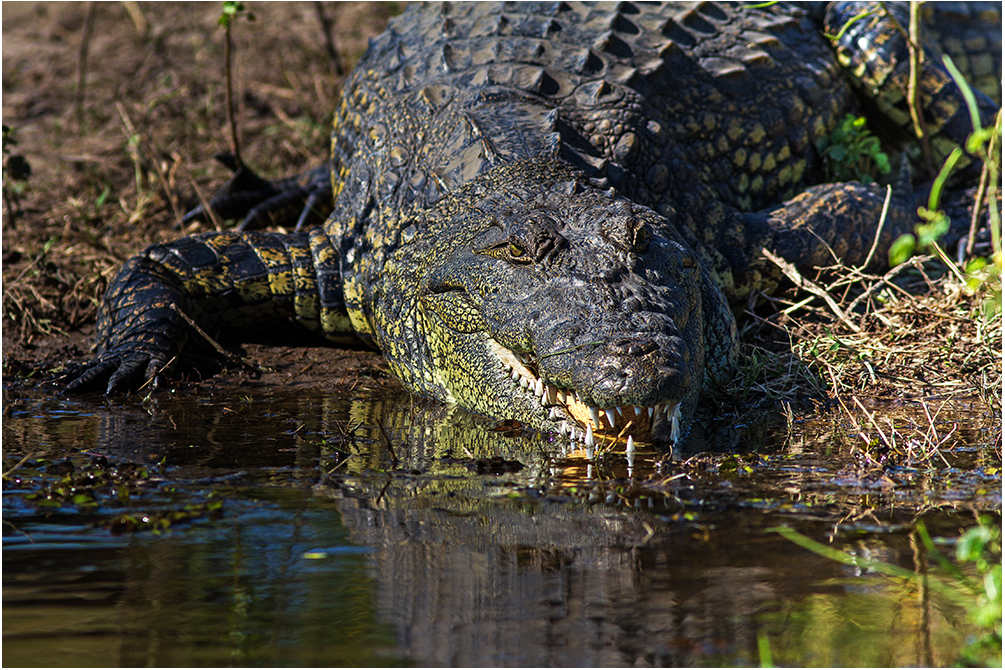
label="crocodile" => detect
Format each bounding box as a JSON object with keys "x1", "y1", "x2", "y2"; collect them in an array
[{"x1": 66, "y1": 1, "x2": 1001, "y2": 450}]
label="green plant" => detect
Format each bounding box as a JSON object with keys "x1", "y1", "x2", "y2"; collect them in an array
[
  {"x1": 218, "y1": 1, "x2": 256, "y2": 167},
  {"x1": 954, "y1": 517, "x2": 1003, "y2": 666},
  {"x1": 817, "y1": 113, "x2": 892, "y2": 184},
  {"x1": 889, "y1": 56, "x2": 1002, "y2": 314}
]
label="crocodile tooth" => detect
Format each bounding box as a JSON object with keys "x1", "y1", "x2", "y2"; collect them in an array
[
  {"x1": 535, "y1": 378, "x2": 544, "y2": 397},
  {"x1": 547, "y1": 385, "x2": 558, "y2": 405},
  {"x1": 615, "y1": 406, "x2": 623, "y2": 417},
  {"x1": 511, "y1": 368, "x2": 520, "y2": 382},
  {"x1": 549, "y1": 407, "x2": 558, "y2": 419},
  {"x1": 589, "y1": 406, "x2": 601, "y2": 428},
  {"x1": 626, "y1": 434, "x2": 635, "y2": 455},
  {"x1": 560, "y1": 421, "x2": 569, "y2": 435},
  {"x1": 634, "y1": 406, "x2": 643, "y2": 415},
  {"x1": 648, "y1": 406, "x2": 655, "y2": 419},
  {"x1": 520, "y1": 377, "x2": 529, "y2": 390},
  {"x1": 585, "y1": 425, "x2": 595, "y2": 447},
  {"x1": 666, "y1": 404, "x2": 674, "y2": 420},
  {"x1": 604, "y1": 408, "x2": 616, "y2": 428},
  {"x1": 670, "y1": 402, "x2": 681, "y2": 443},
  {"x1": 557, "y1": 389, "x2": 567, "y2": 404}
]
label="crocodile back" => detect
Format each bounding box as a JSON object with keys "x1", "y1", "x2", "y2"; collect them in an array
[{"x1": 326, "y1": 2, "x2": 852, "y2": 238}]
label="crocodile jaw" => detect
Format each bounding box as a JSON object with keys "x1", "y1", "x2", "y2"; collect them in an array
[{"x1": 487, "y1": 339, "x2": 685, "y2": 450}]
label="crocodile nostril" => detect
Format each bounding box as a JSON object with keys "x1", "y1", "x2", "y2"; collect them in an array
[
  {"x1": 631, "y1": 342, "x2": 657, "y2": 356},
  {"x1": 611, "y1": 338, "x2": 658, "y2": 356}
]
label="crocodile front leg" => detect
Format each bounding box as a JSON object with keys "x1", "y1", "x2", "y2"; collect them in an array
[{"x1": 66, "y1": 227, "x2": 355, "y2": 394}]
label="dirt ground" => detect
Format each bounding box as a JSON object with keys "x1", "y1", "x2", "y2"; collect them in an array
[
  {"x1": 3, "y1": 2, "x2": 400, "y2": 393},
  {"x1": 2, "y1": 2, "x2": 1002, "y2": 436}
]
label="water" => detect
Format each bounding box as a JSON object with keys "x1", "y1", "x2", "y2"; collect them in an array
[{"x1": 3, "y1": 385, "x2": 999, "y2": 666}]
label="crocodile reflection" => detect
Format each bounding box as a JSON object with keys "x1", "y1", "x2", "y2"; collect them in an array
[
  {"x1": 6, "y1": 389, "x2": 990, "y2": 666},
  {"x1": 311, "y1": 397, "x2": 784, "y2": 666}
]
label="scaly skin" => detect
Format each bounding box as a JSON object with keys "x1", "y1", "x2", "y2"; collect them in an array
[{"x1": 67, "y1": 2, "x2": 1000, "y2": 450}]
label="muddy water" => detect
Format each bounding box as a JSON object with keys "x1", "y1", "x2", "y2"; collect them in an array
[{"x1": 2, "y1": 384, "x2": 999, "y2": 667}]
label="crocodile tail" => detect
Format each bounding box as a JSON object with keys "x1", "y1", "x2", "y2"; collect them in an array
[
  {"x1": 741, "y1": 181, "x2": 933, "y2": 289},
  {"x1": 824, "y1": 1, "x2": 999, "y2": 174}
]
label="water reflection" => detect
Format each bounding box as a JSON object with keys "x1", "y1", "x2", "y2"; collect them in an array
[{"x1": 2, "y1": 387, "x2": 997, "y2": 666}]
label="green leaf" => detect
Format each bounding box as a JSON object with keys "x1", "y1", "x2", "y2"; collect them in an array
[
  {"x1": 965, "y1": 257, "x2": 988, "y2": 274},
  {"x1": 874, "y1": 152, "x2": 891, "y2": 174},
  {"x1": 915, "y1": 212, "x2": 950, "y2": 248},
  {"x1": 94, "y1": 186, "x2": 111, "y2": 209},
  {"x1": 818, "y1": 113, "x2": 890, "y2": 183},
  {"x1": 928, "y1": 146, "x2": 964, "y2": 211},
  {"x1": 942, "y1": 54, "x2": 983, "y2": 139},
  {"x1": 889, "y1": 234, "x2": 916, "y2": 266},
  {"x1": 967, "y1": 127, "x2": 994, "y2": 154}
]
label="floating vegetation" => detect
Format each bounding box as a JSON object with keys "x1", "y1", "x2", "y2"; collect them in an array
[{"x1": 4, "y1": 452, "x2": 224, "y2": 534}]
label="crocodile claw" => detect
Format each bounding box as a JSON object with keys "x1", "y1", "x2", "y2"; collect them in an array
[{"x1": 64, "y1": 345, "x2": 172, "y2": 395}]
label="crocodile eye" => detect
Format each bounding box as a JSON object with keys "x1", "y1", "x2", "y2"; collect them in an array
[
  {"x1": 491, "y1": 240, "x2": 531, "y2": 264},
  {"x1": 475, "y1": 239, "x2": 532, "y2": 264}
]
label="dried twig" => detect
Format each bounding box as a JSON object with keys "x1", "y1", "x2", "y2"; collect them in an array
[
  {"x1": 75, "y1": 1, "x2": 97, "y2": 129},
  {"x1": 859, "y1": 185, "x2": 892, "y2": 271},
  {"x1": 3, "y1": 451, "x2": 38, "y2": 479},
  {"x1": 121, "y1": 0, "x2": 148, "y2": 37},
  {"x1": 966, "y1": 163, "x2": 990, "y2": 257},
  {"x1": 313, "y1": 1, "x2": 344, "y2": 77},
  {"x1": 168, "y1": 303, "x2": 267, "y2": 374},
  {"x1": 761, "y1": 247, "x2": 862, "y2": 332}
]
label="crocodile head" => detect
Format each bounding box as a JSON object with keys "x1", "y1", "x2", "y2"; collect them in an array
[{"x1": 369, "y1": 161, "x2": 736, "y2": 451}]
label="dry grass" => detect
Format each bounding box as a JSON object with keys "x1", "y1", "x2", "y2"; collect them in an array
[{"x1": 723, "y1": 248, "x2": 1002, "y2": 470}]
